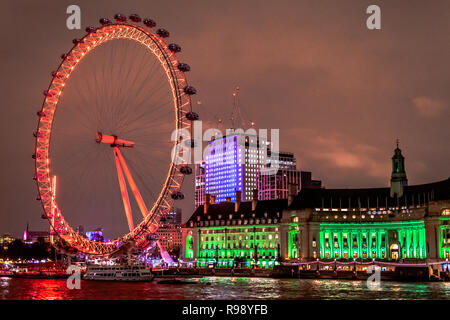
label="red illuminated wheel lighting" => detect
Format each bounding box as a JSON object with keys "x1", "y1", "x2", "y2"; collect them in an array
[{"x1": 34, "y1": 17, "x2": 195, "y2": 256}]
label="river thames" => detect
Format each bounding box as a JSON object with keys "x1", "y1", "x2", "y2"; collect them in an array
[{"x1": 1, "y1": 277, "x2": 450, "y2": 300}]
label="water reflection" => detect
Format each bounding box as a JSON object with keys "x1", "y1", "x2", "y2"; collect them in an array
[{"x1": 0, "y1": 277, "x2": 449, "y2": 300}]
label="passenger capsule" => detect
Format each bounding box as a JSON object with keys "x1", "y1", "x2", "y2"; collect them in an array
[
  {"x1": 168, "y1": 43, "x2": 181, "y2": 53},
  {"x1": 33, "y1": 131, "x2": 44, "y2": 138},
  {"x1": 43, "y1": 90, "x2": 54, "y2": 97},
  {"x1": 73, "y1": 38, "x2": 84, "y2": 45},
  {"x1": 85, "y1": 26, "x2": 96, "y2": 33},
  {"x1": 61, "y1": 53, "x2": 69, "y2": 59},
  {"x1": 33, "y1": 175, "x2": 37, "y2": 181},
  {"x1": 177, "y1": 63, "x2": 190, "y2": 72},
  {"x1": 143, "y1": 18, "x2": 156, "y2": 28},
  {"x1": 51, "y1": 71, "x2": 63, "y2": 78},
  {"x1": 156, "y1": 28, "x2": 170, "y2": 38},
  {"x1": 37, "y1": 111, "x2": 46, "y2": 117},
  {"x1": 129, "y1": 14, "x2": 141, "y2": 22},
  {"x1": 36, "y1": 196, "x2": 41, "y2": 201},
  {"x1": 180, "y1": 165, "x2": 193, "y2": 175},
  {"x1": 41, "y1": 214, "x2": 47, "y2": 219},
  {"x1": 171, "y1": 191, "x2": 184, "y2": 200},
  {"x1": 114, "y1": 13, "x2": 127, "y2": 22},
  {"x1": 183, "y1": 86, "x2": 197, "y2": 95},
  {"x1": 99, "y1": 18, "x2": 111, "y2": 25},
  {"x1": 186, "y1": 111, "x2": 199, "y2": 121}
]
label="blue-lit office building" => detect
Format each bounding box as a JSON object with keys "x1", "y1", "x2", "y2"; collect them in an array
[{"x1": 204, "y1": 134, "x2": 267, "y2": 203}]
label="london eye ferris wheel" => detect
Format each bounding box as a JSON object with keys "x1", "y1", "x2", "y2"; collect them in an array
[{"x1": 33, "y1": 13, "x2": 199, "y2": 256}]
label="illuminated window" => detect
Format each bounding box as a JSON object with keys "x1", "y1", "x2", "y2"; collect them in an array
[
  {"x1": 334, "y1": 235, "x2": 339, "y2": 248},
  {"x1": 442, "y1": 209, "x2": 450, "y2": 216}
]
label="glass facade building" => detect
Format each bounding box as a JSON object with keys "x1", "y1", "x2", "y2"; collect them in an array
[{"x1": 204, "y1": 134, "x2": 266, "y2": 203}]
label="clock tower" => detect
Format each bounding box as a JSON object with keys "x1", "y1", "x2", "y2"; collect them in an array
[{"x1": 390, "y1": 140, "x2": 408, "y2": 198}]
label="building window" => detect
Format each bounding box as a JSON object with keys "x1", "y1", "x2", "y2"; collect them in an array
[{"x1": 343, "y1": 234, "x2": 348, "y2": 248}]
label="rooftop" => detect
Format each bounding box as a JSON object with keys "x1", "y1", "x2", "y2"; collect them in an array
[
  {"x1": 184, "y1": 198, "x2": 287, "y2": 227},
  {"x1": 184, "y1": 177, "x2": 450, "y2": 227},
  {"x1": 288, "y1": 177, "x2": 450, "y2": 210}
]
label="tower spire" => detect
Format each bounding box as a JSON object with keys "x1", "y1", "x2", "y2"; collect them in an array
[{"x1": 390, "y1": 141, "x2": 408, "y2": 198}]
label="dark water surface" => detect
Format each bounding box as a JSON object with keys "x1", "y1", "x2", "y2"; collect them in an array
[{"x1": 1, "y1": 277, "x2": 450, "y2": 300}]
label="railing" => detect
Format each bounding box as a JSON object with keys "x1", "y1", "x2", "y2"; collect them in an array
[{"x1": 282, "y1": 259, "x2": 449, "y2": 267}]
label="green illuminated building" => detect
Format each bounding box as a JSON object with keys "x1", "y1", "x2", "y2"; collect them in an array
[
  {"x1": 183, "y1": 191, "x2": 286, "y2": 268},
  {"x1": 182, "y1": 145, "x2": 450, "y2": 267}
]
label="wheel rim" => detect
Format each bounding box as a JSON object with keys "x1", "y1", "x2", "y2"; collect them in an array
[{"x1": 34, "y1": 21, "x2": 193, "y2": 256}]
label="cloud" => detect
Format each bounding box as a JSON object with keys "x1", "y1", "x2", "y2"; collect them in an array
[
  {"x1": 413, "y1": 96, "x2": 445, "y2": 117},
  {"x1": 284, "y1": 129, "x2": 389, "y2": 185},
  {"x1": 311, "y1": 136, "x2": 386, "y2": 179}
]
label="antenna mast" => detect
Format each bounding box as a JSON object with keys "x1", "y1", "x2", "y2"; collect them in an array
[{"x1": 230, "y1": 86, "x2": 254, "y2": 129}]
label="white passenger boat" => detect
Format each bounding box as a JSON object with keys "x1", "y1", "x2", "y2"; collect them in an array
[{"x1": 83, "y1": 263, "x2": 154, "y2": 281}]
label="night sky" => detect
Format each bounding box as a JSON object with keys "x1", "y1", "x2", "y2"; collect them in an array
[{"x1": 1, "y1": 0, "x2": 449, "y2": 237}]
